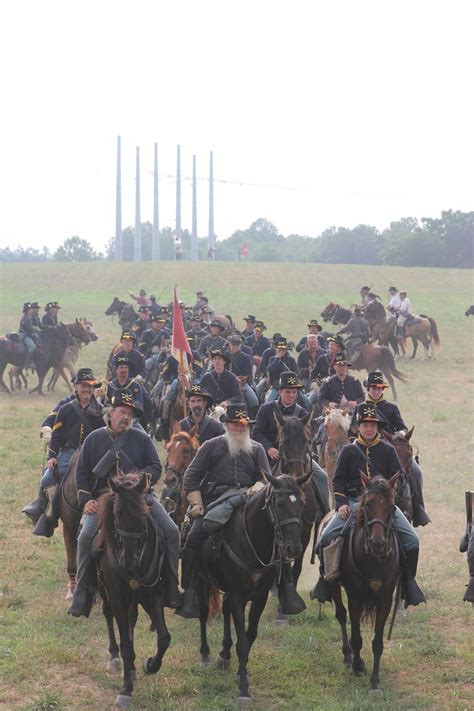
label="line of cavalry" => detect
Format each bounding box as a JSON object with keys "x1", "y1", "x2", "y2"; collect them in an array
[{"x1": 2, "y1": 288, "x2": 473, "y2": 709}]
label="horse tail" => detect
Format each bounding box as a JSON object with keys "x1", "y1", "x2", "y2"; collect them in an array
[
  {"x1": 207, "y1": 586, "x2": 222, "y2": 623},
  {"x1": 420, "y1": 315, "x2": 440, "y2": 346},
  {"x1": 380, "y1": 347, "x2": 408, "y2": 383},
  {"x1": 225, "y1": 314, "x2": 234, "y2": 327}
]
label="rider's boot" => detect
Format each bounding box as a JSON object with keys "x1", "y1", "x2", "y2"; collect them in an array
[
  {"x1": 157, "y1": 399, "x2": 171, "y2": 441},
  {"x1": 22, "y1": 485, "x2": 47, "y2": 524},
  {"x1": 24, "y1": 350, "x2": 36, "y2": 373},
  {"x1": 33, "y1": 484, "x2": 59, "y2": 538},
  {"x1": 278, "y1": 563, "x2": 306, "y2": 615},
  {"x1": 175, "y1": 548, "x2": 200, "y2": 619},
  {"x1": 67, "y1": 572, "x2": 95, "y2": 618},
  {"x1": 160, "y1": 561, "x2": 182, "y2": 609},
  {"x1": 401, "y1": 548, "x2": 426, "y2": 608}
]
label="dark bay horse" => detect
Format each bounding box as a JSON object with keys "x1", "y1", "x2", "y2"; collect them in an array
[
  {"x1": 0, "y1": 323, "x2": 70, "y2": 394},
  {"x1": 329, "y1": 474, "x2": 400, "y2": 693},
  {"x1": 383, "y1": 429, "x2": 415, "y2": 522},
  {"x1": 160, "y1": 427, "x2": 199, "y2": 528},
  {"x1": 105, "y1": 297, "x2": 136, "y2": 333},
  {"x1": 96, "y1": 473, "x2": 170, "y2": 710},
  {"x1": 321, "y1": 302, "x2": 352, "y2": 325},
  {"x1": 58, "y1": 450, "x2": 83, "y2": 601},
  {"x1": 197, "y1": 471, "x2": 311, "y2": 701}
]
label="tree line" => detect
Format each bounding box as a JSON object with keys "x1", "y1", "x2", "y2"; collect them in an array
[{"x1": 1, "y1": 210, "x2": 472, "y2": 268}]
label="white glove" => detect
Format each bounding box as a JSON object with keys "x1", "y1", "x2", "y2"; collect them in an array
[
  {"x1": 40, "y1": 426, "x2": 52, "y2": 445},
  {"x1": 247, "y1": 481, "x2": 266, "y2": 496}
]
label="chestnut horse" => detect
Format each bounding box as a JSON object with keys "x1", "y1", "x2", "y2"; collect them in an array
[
  {"x1": 330, "y1": 474, "x2": 400, "y2": 693},
  {"x1": 160, "y1": 427, "x2": 199, "y2": 528},
  {"x1": 321, "y1": 408, "x2": 351, "y2": 507}
]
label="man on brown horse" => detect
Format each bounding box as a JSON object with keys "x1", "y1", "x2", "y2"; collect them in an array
[
  {"x1": 179, "y1": 384, "x2": 224, "y2": 444},
  {"x1": 352, "y1": 371, "x2": 431, "y2": 527},
  {"x1": 335, "y1": 307, "x2": 371, "y2": 364},
  {"x1": 22, "y1": 368, "x2": 104, "y2": 537},
  {"x1": 314, "y1": 402, "x2": 426, "y2": 608}
]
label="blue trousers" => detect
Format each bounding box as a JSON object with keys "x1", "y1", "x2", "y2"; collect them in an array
[
  {"x1": 319, "y1": 497, "x2": 419, "y2": 552},
  {"x1": 41, "y1": 448, "x2": 76, "y2": 487},
  {"x1": 75, "y1": 492, "x2": 179, "y2": 594}
]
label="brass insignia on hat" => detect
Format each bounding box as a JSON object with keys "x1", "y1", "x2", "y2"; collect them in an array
[
  {"x1": 366, "y1": 407, "x2": 375, "y2": 417},
  {"x1": 235, "y1": 409, "x2": 247, "y2": 419},
  {"x1": 288, "y1": 376, "x2": 297, "y2": 384},
  {"x1": 375, "y1": 373, "x2": 383, "y2": 382}
]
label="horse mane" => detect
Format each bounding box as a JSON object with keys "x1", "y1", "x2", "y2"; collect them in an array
[
  {"x1": 324, "y1": 409, "x2": 350, "y2": 431},
  {"x1": 96, "y1": 490, "x2": 116, "y2": 551},
  {"x1": 166, "y1": 430, "x2": 199, "y2": 452}
]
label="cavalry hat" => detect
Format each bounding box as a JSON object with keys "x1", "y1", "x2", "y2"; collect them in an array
[
  {"x1": 201, "y1": 305, "x2": 212, "y2": 314},
  {"x1": 254, "y1": 320, "x2": 267, "y2": 331},
  {"x1": 112, "y1": 353, "x2": 136, "y2": 377},
  {"x1": 274, "y1": 337, "x2": 290, "y2": 350},
  {"x1": 120, "y1": 330, "x2": 137, "y2": 341},
  {"x1": 45, "y1": 301, "x2": 61, "y2": 310},
  {"x1": 110, "y1": 387, "x2": 142, "y2": 414},
  {"x1": 271, "y1": 332, "x2": 283, "y2": 344},
  {"x1": 23, "y1": 302, "x2": 32, "y2": 312},
  {"x1": 138, "y1": 305, "x2": 149, "y2": 314},
  {"x1": 210, "y1": 319, "x2": 225, "y2": 331},
  {"x1": 195, "y1": 290, "x2": 205, "y2": 296},
  {"x1": 307, "y1": 319, "x2": 323, "y2": 331},
  {"x1": 200, "y1": 296, "x2": 209, "y2": 303},
  {"x1": 151, "y1": 314, "x2": 167, "y2": 323},
  {"x1": 71, "y1": 367, "x2": 101, "y2": 387},
  {"x1": 327, "y1": 335, "x2": 345, "y2": 348},
  {"x1": 364, "y1": 370, "x2": 389, "y2": 389},
  {"x1": 190, "y1": 313, "x2": 202, "y2": 322},
  {"x1": 186, "y1": 383, "x2": 213, "y2": 406},
  {"x1": 360, "y1": 286, "x2": 370, "y2": 292},
  {"x1": 277, "y1": 371, "x2": 303, "y2": 389},
  {"x1": 210, "y1": 348, "x2": 230, "y2": 363},
  {"x1": 228, "y1": 333, "x2": 243, "y2": 345},
  {"x1": 31, "y1": 301, "x2": 41, "y2": 309},
  {"x1": 388, "y1": 286, "x2": 397, "y2": 292},
  {"x1": 334, "y1": 351, "x2": 352, "y2": 366},
  {"x1": 219, "y1": 402, "x2": 253, "y2": 425},
  {"x1": 244, "y1": 315, "x2": 256, "y2": 323},
  {"x1": 356, "y1": 402, "x2": 383, "y2": 424}
]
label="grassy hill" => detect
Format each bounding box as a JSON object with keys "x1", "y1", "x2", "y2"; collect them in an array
[{"x1": 0, "y1": 262, "x2": 473, "y2": 710}]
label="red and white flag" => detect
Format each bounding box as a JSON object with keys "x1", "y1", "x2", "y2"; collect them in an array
[{"x1": 171, "y1": 287, "x2": 191, "y2": 373}]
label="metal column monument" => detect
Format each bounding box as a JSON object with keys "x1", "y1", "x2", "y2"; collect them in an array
[
  {"x1": 115, "y1": 136, "x2": 122, "y2": 261},
  {"x1": 208, "y1": 150, "x2": 215, "y2": 260},
  {"x1": 175, "y1": 145, "x2": 182, "y2": 261},
  {"x1": 152, "y1": 143, "x2": 160, "y2": 261},
  {"x1": 134, "y1": 147, "x2": 142, "y2": 261},
  {"x1": 191, "y1": 155, "x2": 198, "y2": 261}
]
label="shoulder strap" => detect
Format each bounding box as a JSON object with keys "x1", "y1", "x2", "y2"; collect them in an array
[
  {"x1": 70, "y1": 399, "x2": 94, "y2": 435},
  {"x1": 106, "y1": 429, "x2": 134, "y2": 467}
]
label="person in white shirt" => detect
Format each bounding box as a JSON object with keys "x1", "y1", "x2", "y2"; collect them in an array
[
  {"x1": 386, "y1": 286, "x2": 401, "y2": 323},
  {"x1": 396, "y1": 290, "x2": 412, "y2": 339}
]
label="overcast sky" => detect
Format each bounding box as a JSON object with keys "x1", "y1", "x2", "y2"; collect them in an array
[{"x1": 1, "y1": 0, "x2": 472, "y2": 253}]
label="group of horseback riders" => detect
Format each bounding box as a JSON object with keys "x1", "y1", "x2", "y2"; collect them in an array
[{"x1": 16, "y1": 301, "x2": 62, "y2": 370}]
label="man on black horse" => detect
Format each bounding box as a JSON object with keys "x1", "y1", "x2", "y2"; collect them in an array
[
  {"x1": 42, "y1": 301, "x2": 62, "y2": 328},
  {"x1": 350, "y1": 370, "x2": 431, "y2": 527},
  {"x1": 199, "y1": 349, "x2": 241, "y2": 406},
  {"x1": 252, "y1": 371, "x2": 330, "y2": 521},
  {"x1": 313, "y1": 402, "x2": 426, "y2": 608},
  {"x1": 177, "y1": 403, "x2": 276, "y2": 618},
  {"x1": 22, "y1": 368, "x2": 104, "y2": 537},
  {"x1": 296, "y1": 319, "x2": 325, "y2": 353},
  {"x1": 112, "y1": 331, "x2": 146, "y2": 380},
  {"x1": 68, "y1": 388, "x2": 181, "y2": 617},
  {"x1": 19, "y1": 302, "x2": 41, "y2": 372},
  {"x1": 31, "y1": 302, "x2": 43, "y2": 330},
  {"x1": 179, "y1": 384, "x2": 225, "y2": 444},
  {"x1": 104, "y1": 354, "x2": 152, "y2": 431}
]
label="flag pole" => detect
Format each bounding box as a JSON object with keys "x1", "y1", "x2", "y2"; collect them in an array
[{"x1": 179, "y1": 349, "x2": 187, "y2": 419}]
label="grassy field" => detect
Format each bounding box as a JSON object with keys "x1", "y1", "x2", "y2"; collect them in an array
[{"x1": 0, "y1": 261, "x2": 473, "y2": 711}]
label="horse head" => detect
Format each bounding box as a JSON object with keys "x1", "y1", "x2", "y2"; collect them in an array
[
  {"x1": 104, "y1": 296, "x2": 124, "y2": 316},
  {"x1": 321, "y1": 302, "x2": 337, "y2": 322},
  {"x1": 106, "y1": 472, "x2": 150, "y2": 575},
  {"x1": 258, "y1": 473, "x2": 308, "y2": 562},
  {"x1": 82, "y1": 318, "x2": 98, "y2": 341},
  {"x1": 274, "y1": 412, "x2": 312, "y2": 477},
  {"x1": 163, "y1": 429, "x2": 199, "y2": 514},
  {"x1": 67, "y1": 320, "x2": 91, "y2": 344},
  {"x1": 383, "y1": 427, "x2": 414, "y2": 475},
  {"x1": 358, "y1": 473, "x2": 398, "y2": 557}
]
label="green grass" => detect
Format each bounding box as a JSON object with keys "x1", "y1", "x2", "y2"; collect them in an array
[{"x1": 0, "y1": 261, "x2": 473, "y2": 710}]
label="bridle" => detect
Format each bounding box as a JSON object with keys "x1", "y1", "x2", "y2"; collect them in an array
[
  {"x1": 278, "y1": 432, "x2": 312, "y2": 477},
  {"x1": 114, "y1": 516, "x2": 162, "y2": 588},
  {"x1": 362, "y1": 499, "x2": 396, "y2": 560}
]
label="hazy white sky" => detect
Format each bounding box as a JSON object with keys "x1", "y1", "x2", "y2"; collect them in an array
[{"x1": 1, "y1": 0, "x2": 472, "y2": 252}]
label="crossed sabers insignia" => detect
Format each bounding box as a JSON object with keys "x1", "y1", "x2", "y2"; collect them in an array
[
  {"x1": 365, "y1": 407, "x2": 376, "y2": 417},
  {"x1": 287, "y1": 376, "x2": 297, "y2": 385},
  {"x1": 235, "y1": 410, "x2": 247, "y2": 419}
]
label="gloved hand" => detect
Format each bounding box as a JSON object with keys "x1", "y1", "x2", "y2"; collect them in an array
[
  {"x1": 247, "y1": 481, "x2": 266, "y2": 496},
  {"x1": 187, "y1": 490, "x2": 204, "y2": 517},
  {"x1": 40, "y1": 426, "x2": 52, "y2": 445}
]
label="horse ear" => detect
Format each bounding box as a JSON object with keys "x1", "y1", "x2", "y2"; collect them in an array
[
  {"x1": 406, "y1": 426, "x2": 414, "y2": 441},
  {"x1": 360, "y1": 471, "x2": 370, "y2": 488},
  {"x1": 261, "y1": 468, "x2": 279, "y2": 487},
  {"x1": 109, "y1": 478, "x2": 120, "y2": 493},
  {"x1": 296, "y1": 470, "x2": 312, "y2": 487},
  {"x1": 75, "y1": 317, "x2": 79, "y2": 323},
  {"x1": 299, "y1": 411, "x2": 312, "y2": 427},
  {"x1": 388, "y1": 472, "x2": 399, "y2": 488},
  {"x1": 172, "y1": 421, "x2": 181, "y2": 435},
  {"x1": 136, "y1": 472, "x2": 148, "y2": 492},
  {"x1": 383, "y1": 430, "x2": 393, "y2": 441},
  {"x1": 273, "y1": 410, "x2": 286, "y2": 428}
]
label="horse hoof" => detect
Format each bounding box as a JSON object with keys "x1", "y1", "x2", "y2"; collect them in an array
[
  {"x1": 114, "y1": 694, "x2": 132, "y2": 709},
  {"x1": 238, "y1": 696, "x2": 252, "y2": 705},
  {"x1": 369, "y1": 688, "x2": 384, "y2": 697},
  {"x1": 65, "y1": 586, "x2": 74, "y2": 601},
  {"x1": 201, "y1": 656, "x2": 210, "y2": 666},
  {"x1": 343, "y1": 656, "x2": 352, "y2": 668},
  {"x1": 107, "y1": 657, "x2": 122, "y2": 673},
  {"x1": 143, "y1": 658, "x2": 153, "y2": 676},
  {"x1": 216, "y1": 654, "x2": 230, "y2": 670}
]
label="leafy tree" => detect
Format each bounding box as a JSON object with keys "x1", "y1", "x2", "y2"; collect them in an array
[{"x1": 53, "y1": 236, "x2": 102, "y2": 262}]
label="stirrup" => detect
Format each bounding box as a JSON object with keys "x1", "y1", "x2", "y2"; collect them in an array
[{"x1": 175, "y1": 589, "x2": 199, "y2": 618}]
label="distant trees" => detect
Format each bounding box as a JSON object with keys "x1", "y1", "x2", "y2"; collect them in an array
[{"x1": 1, "y1": 210, "x2": 472, "y2": 267}]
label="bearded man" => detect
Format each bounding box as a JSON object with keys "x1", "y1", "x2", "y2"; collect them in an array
[
  {"x1": 179, "y1": 384, "x2": 224, "y2": 444},
  {"x1": 177, "y1": 403, "x2": 272, "y2": 618}
]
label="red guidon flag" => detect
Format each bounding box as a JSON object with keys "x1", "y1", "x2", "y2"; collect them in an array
[{"x1": 171, "y1": 287, "x2": 191, "y2": 373}]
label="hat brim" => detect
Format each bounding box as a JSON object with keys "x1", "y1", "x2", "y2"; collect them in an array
[
  {"x1": 186, "y1": 390, "x2": 213, "y2": 405},
  {"x1": 277, "y1": 383, "x2": 303, "y2": 389},
  {"x1": 219, "y1": 415, "x2": 255, "y2": 425},
  {"x1": 364, "y1": 382, "x2": 389, "y2": 389},
  {"x1": 335, "y1": 360, "x2": 352, "y2": 367},
  {"x1": 358, "y1": 417, "x2": 383, "y2": 424},
  {"x1": 307, "y1": 324, "x2": 323, "y2": 331},
  {"x1": 73, "y1": 379, "x2": 102, "y2": 387}
]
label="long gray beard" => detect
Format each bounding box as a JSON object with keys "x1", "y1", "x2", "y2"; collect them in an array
[{"x1": 224, "y1": 429, "x2": 253, "y2": 458}]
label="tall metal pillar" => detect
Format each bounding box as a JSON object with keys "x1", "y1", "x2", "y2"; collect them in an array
[
  {"x1": 208, "y1": 150, "x2": 215, "y2": 260},
  {"x1": 134, "y1": 147, "x2": 142, "y2": 261},
  {"x1": 152, "y1": 143, "x2": 160, "y2": 261},
  {"x1": 175, "y1": 145, "x2": 182, "y2": 261},
  {"x1": 114, "y1": 136, "x2": 122, "y2": 261},
  {"x1": 191, "y1": 154, "x2": 198, "y2": 261}
]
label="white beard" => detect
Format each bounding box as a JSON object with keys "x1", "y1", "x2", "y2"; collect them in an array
[{"x1": 224, "y1": 429, "x2": 253, "y2": 458}]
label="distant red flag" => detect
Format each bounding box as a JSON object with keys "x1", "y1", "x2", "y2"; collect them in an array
[
  {"x1": 242, "y1": 241, "x2": 248, "y2": 258},
  {"x1": 172, "y1": 287, "x2": 191, "y2": 372}
]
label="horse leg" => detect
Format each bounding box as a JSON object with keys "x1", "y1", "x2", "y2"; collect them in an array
[
  {"x1": 230, "y1": 593, "x2": 251, "y2": 700},
  {"x1": 142, "y1": 596, "x2": 171, "y2": 676},
  {"x1": 217, "y1": 594, "x2": 233, "y2": 669},
  {"x1": 332, "y1": 584, "x2": 352, "y2": 667},
  {"x1": 246, "y1": 589, "x2": 270, "y2": 650},
  {"x1": 411, "y1": 337, "x2": 418, "y2": 359},
  {"x1": 369, "y1": 599, "x2": 392, "y2": 692},
  {"x1": 292, "y1": 522, "x2": 312, "y2": 588},
  {"x1": 199, "y1": 580, "x2": 210, "y2": 664},
  {"x1": 103, "y1": 598, "x2": 121, "y2": 673},
  {"x1": 0, "y1": 364, "x2": 12, "y2": 394},
  {"x1": 348, "y1": 597, "x2": 365, "y2": 675},
  {"x1": 113, "y1": 605, "x2": 136, "y2": 704},
  {"x1": 62, "y1": 519, "x2": 78, "y2": 600}
]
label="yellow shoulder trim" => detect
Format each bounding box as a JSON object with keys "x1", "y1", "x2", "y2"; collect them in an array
[{"x1": 52, "y1": 421, "x2": 63, "y2": 431}]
